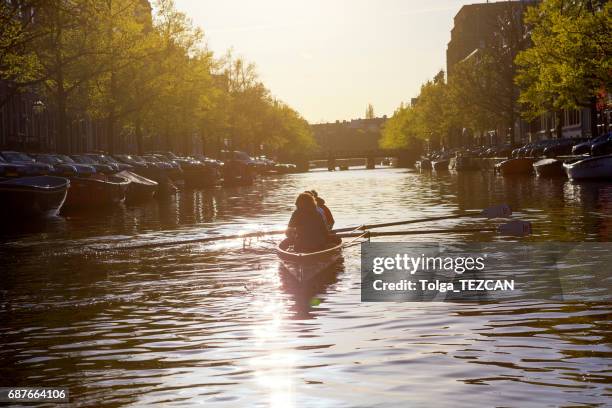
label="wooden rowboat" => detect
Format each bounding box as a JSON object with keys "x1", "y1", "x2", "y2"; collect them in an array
[
  {"x1": 533, "y1": 158, "x2": 566, "y2": 178},
  {"x1": 0, "y1": 176, "x2": 69, "y2": 218},
  {"x1": 495, "y1": 157, "x2": 536, "y2": 176},
  {"x1": 277, "y1": 235, "x2": 344, "y2": 281}
]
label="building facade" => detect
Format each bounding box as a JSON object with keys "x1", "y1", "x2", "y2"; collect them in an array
[{"x1": 446, "y1": 0, "x2": 596, "y2": 145}]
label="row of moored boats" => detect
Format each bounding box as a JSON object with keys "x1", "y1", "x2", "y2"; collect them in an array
[
  {"x1": 415, "y1": 133, "x2": 612, "y2": 180},
  {"x1": 0, "y1": 150, "x2": 290, "y2": 219}
]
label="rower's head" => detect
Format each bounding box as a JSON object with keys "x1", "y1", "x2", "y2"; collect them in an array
[
  {"x1": 295, "y1": 192, "x2": 317, "y2": 211},
  {"x1": 309, "y1": 190, "x2": 325, "y2": 205}
]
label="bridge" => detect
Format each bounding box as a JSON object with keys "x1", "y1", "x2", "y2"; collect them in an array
[{"x1": 305, "y1": 149, "x2": 413, "y2": 170}]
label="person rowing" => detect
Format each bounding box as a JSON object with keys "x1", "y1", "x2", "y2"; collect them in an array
[
  {"x1": 287, "y1": 192, "x2": 330, "y2": 252},
  {"x1": 309, "y1": 190, "x2": 335, "y2": 229}
]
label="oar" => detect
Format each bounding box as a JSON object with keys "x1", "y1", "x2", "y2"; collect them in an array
[
  {"x1": 91, "y1": 204, "x2": 513, "y2": 251},
  {"x1": 332, "y1": 203, "x2": 512, "y2": 233},
  {"x1": 335, "y1": 220, "x2": 532, "y2": 238}
]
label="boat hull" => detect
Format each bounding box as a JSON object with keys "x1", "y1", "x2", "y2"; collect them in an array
[
  {"x1": 0, "y1": 176, "x2": 69, "y2": 218},
  {"x1": 277, "y1": 236, "x2": 343, "y2": 281},
  {"x1": 533, "y1": 158, "x2": 566, "y2": 178},
  {"x1": 64, "y1": 176, "x2": 129, "y2": 209},
  {"x1": 496, "y1": 158, "x2": 536, "y2": 176},
  {"x1": 415, "y1": 159, "x2": 431, "y2": 171},
  {"x1": 432, "y1": 159, "x2": 450, "y2": 171},
  {"x1": 563, "y1": 154, "x2": 612, "y2": 180},
  {"x1": 116, "y1": 170, "x2": 157, "y2": 202}
]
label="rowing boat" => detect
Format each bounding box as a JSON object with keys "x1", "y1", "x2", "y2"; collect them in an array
[
  {"x1": 277, "y1": 235, "x2": 344, "y2": 281},
  {"x1": 0, "y1": 176, "x2": 69, "y2": 218}
]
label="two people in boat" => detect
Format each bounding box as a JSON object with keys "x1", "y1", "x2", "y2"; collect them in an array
[{"x1": 287, "y1": 190, "x2": 335, "y2": 252}]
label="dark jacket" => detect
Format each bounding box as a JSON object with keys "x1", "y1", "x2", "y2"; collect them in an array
[
  {"x1": 320, "y1": 204, "x2": 335, "y2": 229},
  {"x1": 288, "y1": 208, "x2": 329, "y2": 251},
  {"x1": 315, "y1": 197, "x2": 335, "y2": 229}
]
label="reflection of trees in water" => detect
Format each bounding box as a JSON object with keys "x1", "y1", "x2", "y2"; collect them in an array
[
  {"x1": 279, "y1": 257, "x2": 345, "y2": 320},
  {"x1": 450, "y1": 172, "x2": 609, "y2": 240}
]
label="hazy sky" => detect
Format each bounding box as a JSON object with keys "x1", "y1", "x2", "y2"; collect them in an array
[{"x1": 173, "y1": 0, "x2": 478, "y2": 123}]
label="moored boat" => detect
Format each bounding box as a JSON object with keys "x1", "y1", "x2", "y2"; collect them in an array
[
  {"x1": 277, "y1": 235, "x2": 344, "y2": 281},
  {"x1": 432, "y1": 158, "x2": 450, "y2": 172},
  {"x1": 495, "y1": 157, "x2": 536, "y2": 176},
  {"x1": 116, "y1": 170, "x2": 158, "y2": 202},
  {"x1": 64, "y1": 175, "x2": 129, "y2": 209},
  {"x1": 563, "y1": 154, "x2": 612, "y2": 180},
  {"x1": 0, "y1": 176, "x2": 69, "y2": 217},
  {"x1": 533, "y1": 158, "x2": 566, "y2": 178},
  {"x1": 415, "y1": 158, "x2": 431, "y2": 171}
]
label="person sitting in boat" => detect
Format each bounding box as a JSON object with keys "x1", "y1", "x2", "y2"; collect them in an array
[
  {"x1": 303, "y1": 190, "x2": 328, "y2": 226},
  {"x1": 310, "y1": 190, "x2": 335, "y2": 229},
  {"x1": 287, "y1": 192, "x2": 330, "y2": 252}
]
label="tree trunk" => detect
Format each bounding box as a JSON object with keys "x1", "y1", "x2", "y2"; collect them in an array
[
  {"x1": 107, "y1": 114, "x2": 115, "y2": 154},
  {"x1": 589, "y1": 96, "x2": 598, "y2": 138},
  {"x1": 56, "y1": 88, "x2": 68, "y2": 153},
  {"x1": 555, "y1": 109, "x2": 564, "y2": 139},
  {"x1": 136, "y1": 117, "x2": 143, "y2": 155}
]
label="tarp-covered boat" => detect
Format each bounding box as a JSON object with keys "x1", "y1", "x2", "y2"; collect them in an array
[
  {"x1": 64, "y1": 175, "x2": 129, "y2": 209},
  {"x1": 116, "y1": 170, "x2": 158, "y2": 202}
]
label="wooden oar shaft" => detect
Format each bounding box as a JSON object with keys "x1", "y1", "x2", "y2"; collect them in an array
[
  {"x1": 95, "y1": 228, "x2": 287, "y2": 251},
  {"x1": 332, "y1": 212, "x2": 479, "y2": 233},
  {"x1": 336, "y1": 227, "x2": 496, "y2": 238}
]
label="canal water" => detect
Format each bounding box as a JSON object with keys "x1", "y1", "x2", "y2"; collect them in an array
[{"x1": 0, "y1": 168, "x2": 610, "y2": 407}]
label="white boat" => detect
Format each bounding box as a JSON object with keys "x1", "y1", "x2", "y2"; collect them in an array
[
  {"x1": 277, "y1": 235, "x2": 344, "y2": 281},
  {"x1": 563, "y1": 154, "x2": 612, "y2": 180}
]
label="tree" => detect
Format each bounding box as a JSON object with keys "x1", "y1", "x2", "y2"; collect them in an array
[
  {"x1": 0, "y1": 1, "x2": 44, "y2": 107},
  {"x1": 365, "y1": 103, "x2": 375, "y2": 119},
  {"x1": 515, "y1": 0, "x2": 612, "y2": 137},
  {"x1": 26, "y1": 0, "x2": 103, "y2": 153},
  {"x1": 84, "y1": 0, "x2": 158, "y2": 154},
  {"x1": 380, "y1": 71, "x2": 455, "y2": 151}
]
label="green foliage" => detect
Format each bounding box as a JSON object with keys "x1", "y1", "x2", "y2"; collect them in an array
[
  {"x1": 515, "y1": 0, "x2": 612, "y2": 119},
  {"x1": 1, "y1": 0, "x2": 316, "y2": 157},
  {"x1": 380, "y1": 71, "x2": 455, "y2": 150}
]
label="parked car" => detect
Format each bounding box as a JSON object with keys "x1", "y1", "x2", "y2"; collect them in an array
[
  {"x1": 0, "y1": 155, "x2": 28, "y2": 178},
  {"x1": 70, "y1": 154, "x2": 116, "y2": 174},
  {"x1": 591, "y1": 133, "x2": 612, "y2": 156},
  {"x1": 32, "y1": 154, "x2": 79, "y2": 177},
  {"x1": 0, "y1": 151, "x2": 54, "y2": 176},
  {"x1": 252, "y1": 155, "x2": 277, "y2": 173},
  {"x1": 84, "y1": 153, "x2": 133, "y2": 172},
  {"x1": 114, "y1": 154, "x2": 150, "y2": 171},
  {"x1": 572, "y1": 134, "x2": 609, "y2": 155},
  {"x1": 542, "y1": 139, "x2": 579, "y2": 157},
  {"x1": 193, "y1": 154, "x2": 223, "y2": 169}
]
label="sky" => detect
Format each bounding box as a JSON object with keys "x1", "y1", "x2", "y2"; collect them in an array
[{"x1": 173, "y1": 0, "x2": 479, "y2": 123}]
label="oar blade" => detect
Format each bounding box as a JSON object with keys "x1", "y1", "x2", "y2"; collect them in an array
[
  {"x1": 497, "y1": 220, "x2": 532, "y2": 237},
  {"x1": 480, "y1": 204, "x2": 512, "y2": 219}
]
